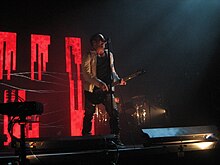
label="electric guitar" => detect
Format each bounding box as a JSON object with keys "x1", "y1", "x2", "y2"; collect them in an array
[{"x1": 86, "y1": 69, "x2": 146, "y2": 104}]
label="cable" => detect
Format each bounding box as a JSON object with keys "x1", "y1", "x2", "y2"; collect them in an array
[
  {"x1": 28, "y1": 148, "x2": 45, "y2": 165},
  {"x1": 0, "y1": 82, "x2": 69, "y2": 93},
  {"x1": 8, "y1": 116, "x2": 21, "y2": 149},
  {"x1": 105, "y1": 140, "x2": 120, "y2": 165}
]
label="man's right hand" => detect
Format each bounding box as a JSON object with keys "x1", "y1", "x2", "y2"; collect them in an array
[{"x1": 99, "y1": 82, "x2": 109, "y2": 91}]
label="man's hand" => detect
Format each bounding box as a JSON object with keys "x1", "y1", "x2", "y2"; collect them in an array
[
  {"x1": 99, "y1": 82, "x2": 109, "y2": 91},
  {"x1": 120, "y1": 79, "x2": 126, "y2": 86}
]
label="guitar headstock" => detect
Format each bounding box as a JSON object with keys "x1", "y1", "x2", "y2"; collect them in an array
[{"x1": 136, "y1": 69, "x2": 146, "y2": 75}]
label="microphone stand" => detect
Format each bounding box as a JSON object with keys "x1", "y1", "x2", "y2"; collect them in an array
[{"x1": 106, "y1": 39, "x2": 115, "y2": 129}]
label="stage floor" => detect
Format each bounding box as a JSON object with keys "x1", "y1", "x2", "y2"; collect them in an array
[{"x1": 1, "y1": 134, "x2": 220, "y2": 165}]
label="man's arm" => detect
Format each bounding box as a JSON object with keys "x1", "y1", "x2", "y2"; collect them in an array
[
  {"x1": 82, "y1": 53, "x2": 108, "y2": 90},
  {"x1": 110, "y1": 52, "x2": 126, "y2": 86},
  {"x1": 109, "y1": 52, "x2": 120, "y2": 81}
]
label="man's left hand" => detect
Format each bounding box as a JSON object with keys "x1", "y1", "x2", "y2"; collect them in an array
[{"x1": 120, "y1": 79, "x2": 126, "y2": 86}]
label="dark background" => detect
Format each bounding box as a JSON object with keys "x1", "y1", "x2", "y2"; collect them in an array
[{"x1": 1, "y1": 0, "x2": 220, "y2": 135}]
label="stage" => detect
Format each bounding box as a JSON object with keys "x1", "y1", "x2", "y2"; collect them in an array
[{"x1": 1, "y1": 126, "x2": 220, "y2": 165}]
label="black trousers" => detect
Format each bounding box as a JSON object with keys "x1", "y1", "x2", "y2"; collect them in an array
[{"x1": 82, "y1": 90, "x2": 120, "y2": 135}]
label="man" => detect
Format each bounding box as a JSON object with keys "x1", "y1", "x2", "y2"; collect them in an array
[{"x1": 81, "y1": 33, "x2": 126, "y2": 146}]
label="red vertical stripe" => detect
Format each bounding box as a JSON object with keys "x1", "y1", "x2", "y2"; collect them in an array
[
  {"x1": 0, "y1": 41, "x2": 3, "y2": 79},
  {"x1": 65, "y1": 37, "x2": 86, "y2": 136},
  {"x1": 31, "y1": 34, "x2": 50, "y2": 80},
  {"x1": 0, "y1": 32, "x2": 16, "y2": 80}
]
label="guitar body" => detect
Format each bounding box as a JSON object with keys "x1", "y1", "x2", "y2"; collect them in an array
[
  {"x1": 85, "y1": 69, "x2": 146, "y2": 105},
  {"x1": 85, "y1": 90, "x2": 110, "y2": 104}
]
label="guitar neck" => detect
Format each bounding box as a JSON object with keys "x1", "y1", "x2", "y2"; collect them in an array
[{"x1": 111, "y1": 70, "x2": 145, "y2": 87}]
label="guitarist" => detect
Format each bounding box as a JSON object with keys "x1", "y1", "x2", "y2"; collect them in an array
[{"x1": 81, "y1": 33, "x2": 126, "y2": 146}]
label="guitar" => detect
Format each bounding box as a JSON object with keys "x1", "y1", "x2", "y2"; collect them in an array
[{"x1": 86, "y1": 69, "x2": 146, "y2": 104}]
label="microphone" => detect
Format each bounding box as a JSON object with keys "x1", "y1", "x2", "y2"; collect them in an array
[{"x1": 105, "y1": 38, "x2": 111, "y2": 44}]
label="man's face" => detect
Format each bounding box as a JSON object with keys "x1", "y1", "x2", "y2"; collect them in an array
[{"x1": 94, "y1": 40, "x2": 106, "y2": 55}]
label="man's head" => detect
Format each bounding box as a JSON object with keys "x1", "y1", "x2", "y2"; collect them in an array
[{"x1": 90, "y1": 33, "x2": 106, "y2": 55}]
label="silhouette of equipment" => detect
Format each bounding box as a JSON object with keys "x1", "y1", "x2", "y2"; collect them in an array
[
  {"x1": 0, "y1": 101, "x2": 43, "y2": 116},
  {"x1": 0, "y1": 101, "x2": 44, "y2": 165}
]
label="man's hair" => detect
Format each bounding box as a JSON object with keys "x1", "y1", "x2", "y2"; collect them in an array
[{"x1": 90, "y1": 33, "x2": 106, "y2": 47}]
